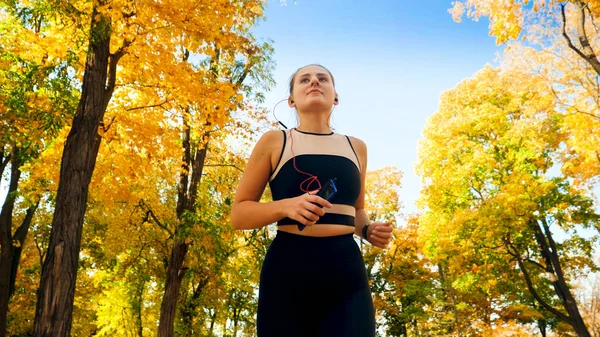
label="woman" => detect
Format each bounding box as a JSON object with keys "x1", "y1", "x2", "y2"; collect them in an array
[{"x1": 231, "y1": 64, "x2": 393, "y2": 337}]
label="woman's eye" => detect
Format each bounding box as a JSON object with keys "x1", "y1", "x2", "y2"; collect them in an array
[
  {"x1": 300, "y1": 78, "x2": 309, "y2": 83},
  {"x1": 319, "y1": 77, "x2": 328, "y2": 82}
]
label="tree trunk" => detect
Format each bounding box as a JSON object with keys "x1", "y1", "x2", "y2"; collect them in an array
[
  {"x1": 0, "y1": 147, "x2": 22, "y2": 337},
  {"x1": 0, "y1": 151, "x2": 10, "y2": 179},
  {"x1": 181, "y1": 276, "x2": 209, "y2": 337},
  {"x1": 33, "y1": 4, "x2": 115, "y2": 336},
  {"x1": 209, "y1": 309, "x2": 217, "y2": 336},
  {"x1": 10, "y1": 203, "x2": 39, "y2": 299},
  {"x1": 232, "y1": 309, "x2": 239, "y2": 337},
  {"x1": 528, "y1": 219, "x2": 591, "y2": 337},
  {"x1": 132, "y1": 278, "x2": 145, "y2": 337},
  {"x1": 398, "y1": 323, "x2": 407, "y2": 337},
  {"x1": 538, "y1": 319, "x2": 547, "y2": 337},
  {"x1": 157, "y1": 240, "x2": 189, "y2": 337},
  {"x1": 157, "y1": 112, "x2": 208, "y2": 336}
]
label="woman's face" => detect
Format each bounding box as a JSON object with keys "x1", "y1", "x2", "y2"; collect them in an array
[{"x1": 289, "y1": 65, "x2": 337, "y2": 111}]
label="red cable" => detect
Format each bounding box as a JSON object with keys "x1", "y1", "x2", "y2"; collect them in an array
[{"x1": 290, "y1": 128, "x2": 322, "y2": 193}]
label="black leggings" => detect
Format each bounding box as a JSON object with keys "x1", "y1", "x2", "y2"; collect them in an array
[{"x1": 257, "y1": 230, "x2": 375, "y2": 337}]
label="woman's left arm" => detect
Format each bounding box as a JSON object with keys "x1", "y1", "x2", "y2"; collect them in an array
[{"x1": 349, "y1": 136, "x2": 393, "y2": 249}]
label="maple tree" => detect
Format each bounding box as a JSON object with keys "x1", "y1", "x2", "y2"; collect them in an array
[
  {"x1": 0, "y1": 4, "x2": 80, "y2": 335},
  {"x1": 417, "y1": 66, "x2": 598, "y2": 337},
  {"x1": 360, "y1": 166, "x2": 426, "y2": 335},
  {"x1": 451, "y1": 0, "x2": 600, "y2": 186},
  {"x1": 2, "y1": 0, "x2": 273, "y2": 335},
  {"x1": 3, "y1": 0, "x2": 276, "y2": 336},
  {"x1": 76, "y1": 132, "x2": 270, "y2": 337},
  {"x1": 372, "y1": 215, "x2": 434, "y2": 337},
  {"x1": 450, "y1": 0, "x2": 600, "y2": 74}
]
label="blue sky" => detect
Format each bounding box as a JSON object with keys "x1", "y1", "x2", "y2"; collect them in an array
[
  {"x1": 252, "y1": 0, "x2": 504, "y2": 215},
  {"x1": 0, "y1": 1, "x2": 503, "y2": 217}
]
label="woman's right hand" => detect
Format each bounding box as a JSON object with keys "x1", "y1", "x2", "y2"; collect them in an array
[{"x1": 280, "y1": 192, "x2": 333, "y2": 226}]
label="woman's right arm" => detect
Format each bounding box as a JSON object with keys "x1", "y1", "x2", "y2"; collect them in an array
[{"x1": 231, "y1": 131, "x2": 331, "y2": 230}]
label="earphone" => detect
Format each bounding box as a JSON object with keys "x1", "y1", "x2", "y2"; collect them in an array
[
  {"x1": 289, "y1": 129, "x2": 321, "y2": 193},
  {"x1": 272, "y1": 98, "x2": 289, "y2": 129},
  {"x1": 271, "y1": 96, "x2": 340, "y2": 194},
  {"x1": 272, "y1": 97, "x2": 339, "y2": 130}
]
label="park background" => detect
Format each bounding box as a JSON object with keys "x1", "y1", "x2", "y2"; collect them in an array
[{"x1": 1, "y1": 0, "x2": 600, "y2": 336}]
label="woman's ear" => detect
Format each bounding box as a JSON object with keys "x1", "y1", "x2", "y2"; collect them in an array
[
  {"x1": 288, "y1": 97, "x2": 295, "y2": 107},
  {"x1": 333, "y1": 96, "x2": 339, "y2": 105}
]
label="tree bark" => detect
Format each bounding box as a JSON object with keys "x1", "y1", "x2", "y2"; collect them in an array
[
  {"x1": 9, "y1": 203, "x2": 39, "y2": 298},
  {"x1": 0, "y1": 146, "x2": 22, "y2": 337},
  {"x1": 181, "y1": 276, "x2": 210, "y2": 337},
  {"x1": 209, "y1": 309, "x2": 217, "y2": 336},
  {"x1": 232, "y1": 308, "x2": 239, "y2": 337},
  {"x1": 33, "y1": 4, "x2": 116, "y2": 336},
  {"x1": 157, "y1": 240, "x2": 189, "y2": 337},
  {"x1": 538, "y1": 319, "x2": 547, "y2": 337},
  {"x1": 157, "y1": 116, "x2": 208, "y2": 337},
  {"x1": 133, "y1": 279, "x2": 145, "y2": 337},
  {"x1": 528, "y1": 219, "x2": 591, "y2": 337}
]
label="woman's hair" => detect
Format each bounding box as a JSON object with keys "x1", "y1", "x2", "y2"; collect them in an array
[{"x1": 288, "y1": 64, "x2": 336, "y2": 95}]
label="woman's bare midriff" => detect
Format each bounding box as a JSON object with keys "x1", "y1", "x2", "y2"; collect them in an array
[{"x1": 276, "y1": 224, "x2": 356, "y2": 237}]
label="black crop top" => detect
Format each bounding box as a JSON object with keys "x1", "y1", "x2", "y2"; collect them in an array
[{"x1": 268, "y1": 129, "x2": 362, "y2": 227}]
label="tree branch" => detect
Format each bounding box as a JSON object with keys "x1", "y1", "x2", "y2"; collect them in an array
[
  {"x1": 176, "y1": 112, "x2": 192, "y2": 218},
  {"x1": 126, "y1": 100, "x2": 172, "y2": 112},
  {"x1": 204, "y1": 164, "x2": 244, "y2": 172},
  {"x1": 378, "y1": 245, "x2": 399, "y2": 291},
  {"x1": 189, "y1": 145, "x2": 208, "y2": 212},
  {"x1": 525, "y1": 257, "x2": 548, "y2": 272},
  {"x1": 139, "y1": 200, "x2": 174, "y2": 238},
  {"x1": 517, "y1": 257, "x2": 572, "y2": 323},
  {"x1": 104, "y1": 38, "x2": 134, "y2": 110},
  {"x1": 34, "y1": 234, "x2": 45, "y2": 269},
  {"x1": 13, "y1": 201, "x2": 39, "y2": 245},
  {"x1": 562, "y1": 4, "x2": 590, "y2": 63},
  {"x1": 540, "y1": 217, "x2": 571, "y2": 296},
  {"x1": 0, "y1": 151, "x2": 10, "y2": 178},
  {"x1": 562, "y1": 2, "x2": 600, "y2": 76},
  {"x1": 99, "y1": 116, "x2": 116, "y2": 134},
  {"x1": 564, "y1": 108, "x2": 600, "y2": 121},
  {"x1": 9, "y1": 202, "x2": 39, "y2": 298},
  {"x1": 503, "y1": 235, "x2": 572, "y2": 322}
]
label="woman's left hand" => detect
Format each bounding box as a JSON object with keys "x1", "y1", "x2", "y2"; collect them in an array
[{"x1": 366, "y1": 222, "x2": 393, "y2": 249}]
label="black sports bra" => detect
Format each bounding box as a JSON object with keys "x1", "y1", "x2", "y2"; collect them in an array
[{"x1": 268, "y1": 129, "x2": 361, "y2": 227}]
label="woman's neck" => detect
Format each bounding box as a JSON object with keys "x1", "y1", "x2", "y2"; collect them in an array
[{"x1": 296, "y1": 113, "x2": 332, "y2": 134}]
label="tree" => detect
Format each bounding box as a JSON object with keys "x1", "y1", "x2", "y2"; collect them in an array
[
  {"x1": 0, "y1": 4, "x2": 79, "y2": 335},
  {"x1": 451, "y1": 1, "x2": 600, "y2": 185},
  {"x1": 417, "y1": 66, "x2": 598, "y2": 337},
  {"x1": 374, "y1": 215, "x2": 435, "y2": 337},
  {"x1": 23, "y1": 0, "x2": 272, "y2": 335},
  {"x1": 450, "y1": 0, "x2": 600, "y2": 75},
  {"x1": 576, "y1": 272, "x2": 600, "y2": 337}
]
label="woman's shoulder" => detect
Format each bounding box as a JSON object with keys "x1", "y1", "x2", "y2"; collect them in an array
[
  {"x1": 253, "y1": 129, "x2": 286, "y2": 153},
  {"x1": 258, "y1": 129, "x2": 286, "y2": 143},
  {"x1": 344, "y1": 134, "x2": 367, "y2": 153},
  {"x1": 343, "y1": 134, "x2": 368, "y2": 171}
]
